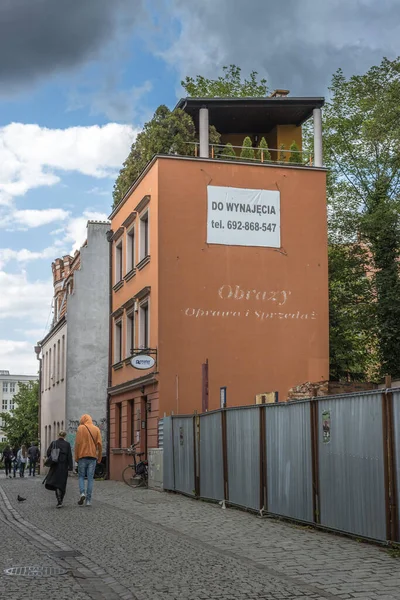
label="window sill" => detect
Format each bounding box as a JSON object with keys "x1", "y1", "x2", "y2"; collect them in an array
[
  {"x1": 111, "y1": 448, "x2": 124, "y2": 455},
  {"x1": 112, "y1": 361, "x2": 124, "y2": 371},
  {"x1": 124, "y1": 268, "x2": 136, "y2": 282},
  {"x1": 113, "y1": 280, "x2": 124, "y2": 292},
  {"x1": 137, "y1": 255, "x2": 150, "y2": 271}
]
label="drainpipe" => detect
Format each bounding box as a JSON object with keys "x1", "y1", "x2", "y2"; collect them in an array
[
  {"x1": 106, "y1": 229, "x2": 114, "y2": 480},
  {"x1": 199, "y1": 107, "x2": 209, "y2": 158},
  {"x1": 313, "y1": 107, "x2": 323, "y2": 167}
]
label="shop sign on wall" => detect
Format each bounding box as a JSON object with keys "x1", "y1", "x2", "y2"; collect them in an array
[{"x1": 207, "y1": 185, "x2": 280, "y2": 248}]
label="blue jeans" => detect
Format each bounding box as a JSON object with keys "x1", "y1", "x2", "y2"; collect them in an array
[{"x1": 78, "y1": 458, "x2": 97, "y2": 501}]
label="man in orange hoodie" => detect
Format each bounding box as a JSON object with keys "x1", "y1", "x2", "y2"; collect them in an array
[{"x1": 74, "y1": 414, "x2": 102, "y2": 507}]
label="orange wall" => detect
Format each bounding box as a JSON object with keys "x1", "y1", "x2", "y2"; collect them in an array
[
  {"x1": 110, "y1": 163, "x2": 159, "y2": 389},
  {"x1": 157, "y1": 158, "x2": 328, "y2": 414}
]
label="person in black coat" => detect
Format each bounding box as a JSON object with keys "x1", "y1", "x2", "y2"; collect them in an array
[{"x1": 43, "y1": 430, "x2": 73, "y2": 508}]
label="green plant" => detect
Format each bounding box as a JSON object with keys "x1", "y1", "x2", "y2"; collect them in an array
[
  {"x1": 240, "y1": 136, "x2": 255, "y2": 160},
  {"x1": 279, "y1": 143, "x2": 286, "y2": 163},
  {"x1": 288, "y1": 141, "x2": 302, "y2": 164},
  {"x1": 256, "y1": 137, "x2": 271, "y2": 162},
  {"x1": 182, "y1": 64, "x2": 268, "y2": 98},
  {"x1": 220, "y1": 143, "x2": 236, "y2": 159}
]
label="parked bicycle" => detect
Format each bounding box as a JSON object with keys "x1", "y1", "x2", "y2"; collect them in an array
[{"x1": 122, "y1": 443, "x2": 148, "y2": 488}]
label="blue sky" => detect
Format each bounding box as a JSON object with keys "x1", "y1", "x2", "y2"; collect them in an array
[{"x1": 0, "y1": 0, "x2": 399, "y2": 374}]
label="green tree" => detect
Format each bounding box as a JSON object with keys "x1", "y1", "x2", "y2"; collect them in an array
[
  {"x1": 113, "y1": 107, "x2": 221, "y2": 207},
  {"x1": 240, "y1": 136, "x2": 255, "y2": 160},
  {"x1": 256, "y1": 137, "x2": 271, "y2": 162},
  {"x1": 220, "y1": 143, "x2": 236, "y2": 159},
  {"x1": 288, "y1": 141, "x2": 302, "y2": 164},
  {"x1": 329, "y1": 244, "x2": 379, "y2": 381},
  {"x1": 0, "y1": 381, "x2": 39, "y2": 448},
  {"x1": 324, "y1": 57, "x2": 400, "y2": 378},
  {"x1": 182, "y1": 65, "x2": 268, "y2": 97}
]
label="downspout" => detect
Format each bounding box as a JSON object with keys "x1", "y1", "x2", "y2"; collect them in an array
[{"x1": 106, "y1": 229, "x2": 114, "y2": 480}]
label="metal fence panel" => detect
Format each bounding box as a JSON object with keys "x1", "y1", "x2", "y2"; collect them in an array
[
  {"x1": 318, "y1": 392, "x2": 387, "y2": 541},
  {"x1": 162, "y1": 416, "x2": 174, "y2": 491},
  {"x1": 265, "y1": 402, "x2": 313, "y2": 522},
  {"x1": 226, "y1": 407, "x2": 260, "y2": 510},
  {"x1": 173, "y1": 416, "x2": 195, "y2": 496},
  {"x1": 392, "y1": 389, "x2": 400, "y2": 535},
  {"x1": 200, "y1": 412, "x2": 224, "y2": 501},
  {"x1": 158, "y1": 418, "x2": 164, "y2": 448}
]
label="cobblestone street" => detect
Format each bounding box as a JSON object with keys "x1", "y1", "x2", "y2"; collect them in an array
[{"x1": 1, "y1": 474, "x2": 400, "y2": 600}]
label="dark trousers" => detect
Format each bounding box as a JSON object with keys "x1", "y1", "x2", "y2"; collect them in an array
[
  {"x1": 19, "y1": 463, "x2": 26, "y2": 477},
  {"x1": 29, "y1": 461, "x2": 37, "y2": 476},
  {"x1": 4, "y1": 459, "x2": 12, "y2": 476},
  {"x1": 55, "y1": 489, "x2": 65, "y2": 504}
]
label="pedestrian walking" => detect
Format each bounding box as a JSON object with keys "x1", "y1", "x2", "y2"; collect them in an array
[
  {"x1": 28, "y1": 442, "x2": 40, "y2": 476},
  {"x1": 43, "y1": 431, "x2": 73, "y2": 508},
  {"x1": 17, "y1": 445, "x2": 28, "y2": 477},
  {"x1": 12, "y1": 445, "x2": 19, "y2": 478},
  {"x1": 74, "y1": 414, "x2": 102, "y2": 507},
  {"x1": 1, "y1": 446, "x2": 13, "y2": 478}
]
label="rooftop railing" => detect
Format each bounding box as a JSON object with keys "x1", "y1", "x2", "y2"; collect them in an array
[{"x1": 186, "y1": 142, "x2": 314, "y2": 166}]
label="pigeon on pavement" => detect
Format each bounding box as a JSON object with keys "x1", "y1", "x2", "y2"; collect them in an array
[{"x1": 17, "y1": 495, "x2": 26, "y2": 502}]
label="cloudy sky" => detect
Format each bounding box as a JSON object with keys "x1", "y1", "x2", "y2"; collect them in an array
[{"x1": 1, "y1": 0, "x2": 399, "y2": 374}]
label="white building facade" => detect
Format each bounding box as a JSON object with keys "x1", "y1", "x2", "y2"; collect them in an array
[{"x1": 0, "y1": 370, "x2": 38, "y2": 442}]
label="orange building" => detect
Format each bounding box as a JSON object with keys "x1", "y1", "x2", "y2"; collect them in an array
[{"x1": 108, "y1": 96, "x2": 328, "y2": 479}]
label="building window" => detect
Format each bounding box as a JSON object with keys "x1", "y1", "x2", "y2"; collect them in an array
[
  {"x1": 139, "y1": 211, "x2": 149, "y2": 261},
  {"x1": 126, "y1": 312, "x2": 135, "y2": 357},
  {"x1": 42, "y1": 354, "x2": 45, "y2": 392},
  {"x1": 48, "y1": 348, "x2": 52, "y2": 389},
  {"x1": 45, "y1": 426, "x2": 48, "y2": 449},
  {"x1": 129, "y1": 400, "x2": 135, "y2": 445},
  {"x1": 53, "y1": 343, "x2": 56, "y2": 385},
  {"x1": 139, "y1": 301, "x2": 149, "y2": 349},
  {"x1": 2, "y1": 399, "x2": 7, "y2": 411},
  {"x1": 10, "y1": 382, "x2": 15, "y2": 394},
  {"x1": 114, "y1": 320, "x2": 122, "y2": 363},
  {"x1": 57, "y1": 339, "x2": 60, "y2": 383},
  {"x1": 115, "y1": 241, "x2": 123, "y2": 283},
  {"x1": 115, "y1": 403, "x2": 122, "y2": 448},
  {"x1": 61, "y1": 335, "x2": 65, "y2": 380},
  {"x1": 49, "y1": 424, "x2": 51, "y2": 444},
  {"x1": 2, "y1": 382, "x2": 8, "y2": 393},
  {"x1": 126, "y1": 227, "x2": 135, "y2": 273}
]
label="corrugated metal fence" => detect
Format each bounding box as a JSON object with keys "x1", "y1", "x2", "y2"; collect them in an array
[{"x1": 163, "y1": 389, "x2": 400, "y2": 543}]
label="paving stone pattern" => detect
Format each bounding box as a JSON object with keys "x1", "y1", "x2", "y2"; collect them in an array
[{"x1": 1, "y1": 473, "x2": 400, "y2": 599}]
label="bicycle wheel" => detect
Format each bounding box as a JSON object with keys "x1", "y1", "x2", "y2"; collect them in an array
[{"x1": 122, "y1": 465, "x2": 136, "y2": 487}]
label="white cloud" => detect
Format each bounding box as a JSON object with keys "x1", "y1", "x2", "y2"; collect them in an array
[
  {"x1": 0, "y1": 122, "x2": 137, "y2": 205},
  {"x1": 61, "y1": 210, "x2": 110, "y2": 252},
  {"x1": 0, "y1": 246, "x2": 59, "y2": 269},
  {"x1": 86, "y1": 187, "x2": 110, "y2": 197},
  {"x1": 0, "y1": 340, "x2": 39, "y2": 376},
  {"x1": 0, "y1": 271, "x2": 52, "y2": 323},
  {"x1": 0, "y1": 208, "x2": 69, "y2": 230}
]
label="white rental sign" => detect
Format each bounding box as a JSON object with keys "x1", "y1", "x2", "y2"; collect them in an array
[{"x1": 207, "y1": 186, "x2": 280, "y2": 248}]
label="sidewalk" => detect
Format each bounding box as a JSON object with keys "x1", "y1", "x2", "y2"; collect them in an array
[{"x1": 0, "y1": 473, "x2": 399, "y2": 600}]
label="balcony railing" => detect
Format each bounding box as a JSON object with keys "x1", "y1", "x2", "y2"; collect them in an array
[{"x1": 185, "y1": 142, "x2": 314, "y2": 166}]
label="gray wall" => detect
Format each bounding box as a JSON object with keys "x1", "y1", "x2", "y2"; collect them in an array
[{"x1": 66, "y1": 222, "x2": 110, "y2": 454}]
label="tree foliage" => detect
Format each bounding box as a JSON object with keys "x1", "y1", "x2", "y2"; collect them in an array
[
  {"x1": 256, "y1": 137, "x2": 271, "y2": 161},
  {"x1": 113, "y1": 106, "x2": 221, "y2": 206},
  {"x1": 240, "y1": 136, "x2": 255, "y2": 160},
  {"x1": 288, "y1": 141, "x2": 302, "y2": 164},
  {"x1": 0, "y1": 381, "x2": 39, "y2": 448},
  {"x1": 325, "y1": 57, "x2": 400, "y2": 379},
  {"x1": 182, "y1": 65, "x2": 268, "y2": 98},
  {"x1": 220, "y1": 143, "x2": 236, "y2": 159},
  {"x1": 279, "y1": 144, "x2": 286, "y2": 163}
]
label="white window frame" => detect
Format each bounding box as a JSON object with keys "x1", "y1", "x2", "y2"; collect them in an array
[
  {"x1": 139, "y1": 209, "x2": 149, "y2": 262},
  {"x1": 10, "y1": 382, "x2": 16, "y2": 394},
  {"x1": 2, "y1": 398, "x2": 7, "y2": 411},
  {"x1": 126, "y1": 311, "x2": 135, "y2": 357},
  {"x1": 9, "y1": 398, "x2": 14, "y2": 410},
  {"x1": 2, "y1": 382, "x2": 8, "y2": 393},
  {"x1": 139, "y1": 298, "x2": 150, "y2": 349},
  {"x1": 114, "y1": 319, "x2": 123, "y2": 364},
  {"x1": 115, "y1": 240, "x2": 123, "y2": 283},
  {"x1": 126, "y1": 225, "x2": 135, "y2": 273}
]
